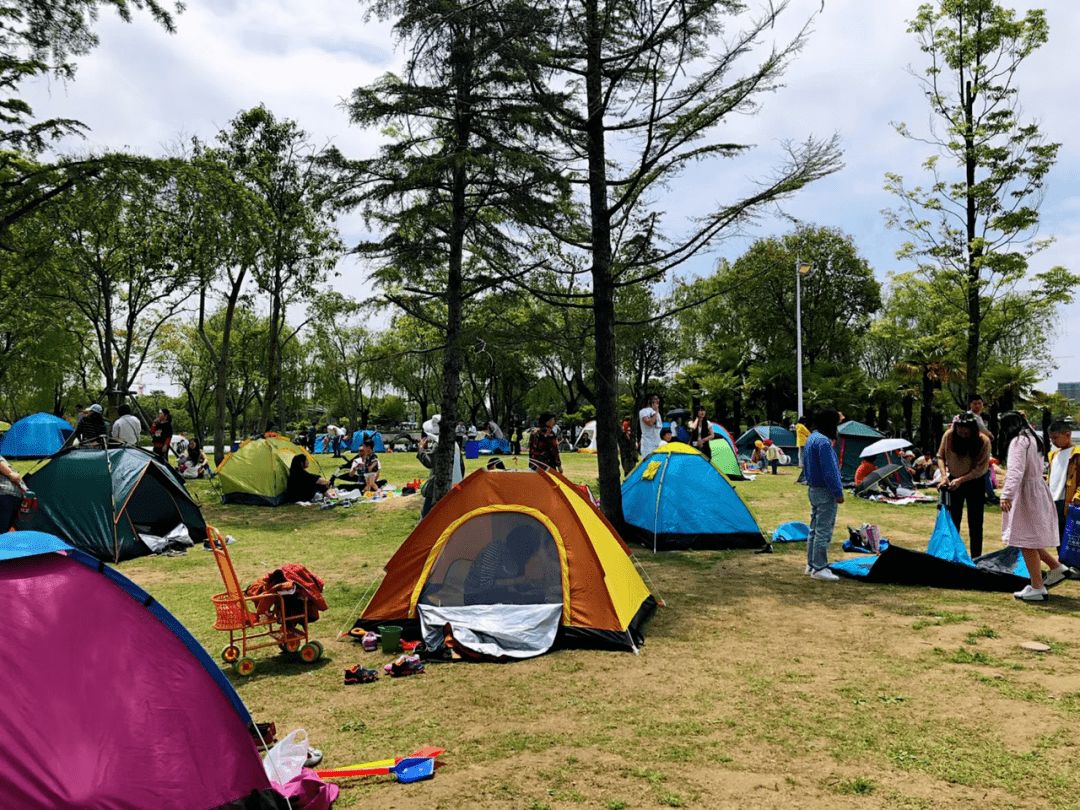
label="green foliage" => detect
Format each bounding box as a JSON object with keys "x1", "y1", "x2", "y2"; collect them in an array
[
  {"x1": 675, "y1": 225, "x2": 879, "y2": 424},
  {"x1": 0, "y1": 0, "x2": 179, "y2": 152},
  {"x1": 884, "y1": 0, "x2": 1077, "y2": 393}
]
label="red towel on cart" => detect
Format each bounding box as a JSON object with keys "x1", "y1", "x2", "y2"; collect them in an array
[{"x1": 246, "y1": 565, "x2": 328, "y2": 623}]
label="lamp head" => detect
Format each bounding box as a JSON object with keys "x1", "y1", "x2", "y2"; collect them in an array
[{"x1": 798, "y1": 261, "x2": 815, "y2": 279}]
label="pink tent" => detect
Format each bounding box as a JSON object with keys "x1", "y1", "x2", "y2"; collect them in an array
[{"x1": 0, "y1": 532, "x2": 287, "y2": 810}]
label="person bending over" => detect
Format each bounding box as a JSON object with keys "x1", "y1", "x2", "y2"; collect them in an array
[{"x1": 937, "y1": 412, "x2": 991, "y2": 557}]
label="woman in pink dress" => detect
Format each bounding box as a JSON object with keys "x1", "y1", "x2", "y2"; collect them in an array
[{"x1": 998, "y1": 411, "x2": 1068, "y2": 602}]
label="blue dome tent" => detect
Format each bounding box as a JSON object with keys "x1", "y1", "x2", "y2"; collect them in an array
[
  {"x1": 621, "y1": 444, "x2": 767, "y2": 551},
  {"x1": 0, "y1": 412, "x2": 74, "y2": 458},
  {"x1": 348, "y1": 430, "x2": 386, "y2": 453}
]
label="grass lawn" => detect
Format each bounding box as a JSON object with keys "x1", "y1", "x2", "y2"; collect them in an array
[{"x1": 14, "y1": 450, "x2": 1080, "y2": 808}]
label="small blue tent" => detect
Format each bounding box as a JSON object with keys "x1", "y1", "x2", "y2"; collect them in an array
[
  {"x1": 0, "y1": 412, "x2": 74, "y2": 458},
  {"x1": 348, "y1": 430, "x2": 386, "y2": 453},
  {"x1": 621, "y1": 444, "x2": 766, "y2": 551}
]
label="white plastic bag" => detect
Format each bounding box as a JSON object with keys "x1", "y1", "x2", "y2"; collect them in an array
[{"x1": 263, "y1": 728, "x2": 309, "y2": 785}]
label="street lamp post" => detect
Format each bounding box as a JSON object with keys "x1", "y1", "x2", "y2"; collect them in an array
[{"x1": 795, "y1": 259, "x2": 814, "y2": 419}]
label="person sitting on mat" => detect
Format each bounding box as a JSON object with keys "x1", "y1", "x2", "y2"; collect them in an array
[{"x1": 283, "y1": 454, "x2": 331, "y2": 503}]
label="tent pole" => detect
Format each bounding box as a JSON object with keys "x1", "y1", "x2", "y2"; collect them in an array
[
  {"x1": 104, "y1": 448, "x2": 120, "y2": 563},
  {"x1": 653, "y1": 454, "x2": 672, "y2": 554},
  {"x1": 333, "y1": 572, "x2": 385, "y2": 641}
]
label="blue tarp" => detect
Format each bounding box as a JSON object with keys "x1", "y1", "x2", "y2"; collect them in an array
[
  {"x1": 0, "y1": 413, "x2": 74, "y2": 458},
  {"x1": 772, "y1": 521, "x2": 810, "y2": 543},
  {"x1": 829, "y1": 507, "x2": 1030, "y2": 591}
]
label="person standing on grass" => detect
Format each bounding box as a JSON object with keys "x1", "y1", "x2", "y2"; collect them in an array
[
  {"x1": 151, "y1": 408, "x2": 173, "y2": 463},
  {"x1": 0, "y1": 454, "x2": 25, "y2": 532},
  {"x1": 110, "y1": 403, "x2": 142, "y2": 445},
  {"x1": 803, "y1": 407, "x2": 844, "y2": 581},
  {"x1": 688, "y1": 405, "x2": 714, "y2": 460},
  {"x1": 765, "y1": 438, "x2": 783, "y2": 474},
  {"x1": 638, "y1": 395, "x2": 662, "y2": 459},
  {"x1": 795, "y1": 416, "x2": 810, "y2": 467},
  {"x1": 967, "y1": 394, "x2": 1000, "y2": 505},
  {"x1": 997, "y1": 412, "x2": 1069, "y2": 602},
  {"x1": 528, "y1": 412, "x2": 563, "y2": 474},
  {"x1": 1046, "y1": 421, "x2": 1080, "y2": 548},
  {"x1": 936, "y1": 412, "x2": 990, "y2": 557}
]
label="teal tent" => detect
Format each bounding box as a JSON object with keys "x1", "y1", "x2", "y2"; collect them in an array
[
  {"x1": 835, "y1": 421, "x2": 914, "y2": 488},
  {"x1": 621, "y1": 444, "x2": 766, "y2": 551},
  {"x1": 735, "y1": 425, "x2": 798, "y2": 464},
  {"x1": 16, "y1": 445, "x2": 206, "y2": 562}
]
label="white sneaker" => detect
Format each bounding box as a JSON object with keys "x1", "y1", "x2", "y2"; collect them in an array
[
  {"x1": 1044, "y1": 565, "x2": 1068, "y2": 588},
  {"x1": 1014, "y1": 585, "x2": 1048, "y2": 602},
  {"x1": 805, "y1": 564, "x2": 812, "y2": 574},
  {"x1": 811, "y1": 567, "x2": 840, "y2": 581}
]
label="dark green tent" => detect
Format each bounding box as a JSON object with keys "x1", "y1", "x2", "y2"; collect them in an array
[
  {"x1": 835, "y1": 421, "x2": 915, "y2": 488},
  {"x1": 16, "y1": 445, "x2": 207, "y2": 562}
]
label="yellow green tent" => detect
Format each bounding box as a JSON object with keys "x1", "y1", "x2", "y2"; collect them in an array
[{"x1": 216, "y1": 434, "x2": 316, "y2": 506}]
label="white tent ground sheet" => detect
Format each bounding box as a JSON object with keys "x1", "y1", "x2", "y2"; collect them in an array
[{"x1": 418, "y1": 603, "x2": 564, "y2": 658}]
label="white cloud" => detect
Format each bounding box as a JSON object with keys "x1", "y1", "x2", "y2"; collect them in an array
[{"x1": 19, "y1": 0, "x2": 1080, "y2": 391}]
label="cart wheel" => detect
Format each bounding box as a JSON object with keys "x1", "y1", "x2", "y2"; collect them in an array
[
  {"x1": 221, "y1": 645, "x2": 241, "y2": 663},
  {"x1": 299, "y1": 642, "x2": 322, "y2": 663},
  {"x1": 233, "y1": 657, "x2": 256, "y2": 676},
  {"x1": 278, "y1": 638, "x2": 302, "y2": 654}
]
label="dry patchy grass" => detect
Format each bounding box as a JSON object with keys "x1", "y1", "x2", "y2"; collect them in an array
[{"x1": 16, "y1": 451, "x2": 1080, "y2": 808}]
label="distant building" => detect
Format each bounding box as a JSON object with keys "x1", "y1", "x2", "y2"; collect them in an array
[{"x1": 1058, "y1": 382, "x2": 1080, "y2": 404}]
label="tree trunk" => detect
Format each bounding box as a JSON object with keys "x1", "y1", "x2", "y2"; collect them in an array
[
  {"x1": 584, "y1": 0, "x2": 624, "y2": 531},
  {"x1": 902, "y1": 393, "x2": 914, "y2": 442},
  {"x1": 920, "y1": 369, "x2": 934, "y2": 450},
  {"x1": 430, "y1": 18, "x2": 471, "y2": 505},
  {"x1": 964, "y1": 78, "x2": 982, "y2": 398}
]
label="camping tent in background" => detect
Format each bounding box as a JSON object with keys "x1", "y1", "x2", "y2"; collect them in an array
[
  {"x1": 0, "y1": 412, "x2": 74, "y2": 458},
  {"x1": 216, "y1": 433, "x2": 317, "y2": 506},
  {"x1": 831, "y1": 504, "x2": 1030, "y2": 592},
  {"x1": 478, "y1": 436, "x2": 512, "y2": 454},
  {"x1": 735, "y1": 425, "x2": 798, "y2": 464},
  {"x1": 706, "y1": 436, "x2": 745, "y2": 480},
  {"x1": 706, "y1": 422, "x2": 744, "y2": 480},
  {"x1": 622, "y1": 444, "x2": 766, "y2": 551},
  {"x1": 575, "y1": 420, "x2": 598, "y2": 453},
  {"x1": 835, "y1": 421, "x2": 914, "y2": 488},
  {"x1": 348, "y1": 430, "x2": 386, "y2": 453},
  {"x1": 710, "y1": 422, "x2": 738, "y2": 453},
  {"x1": 355, "y1": 467, "x2": 657, "y2": 657},
  {"x1": 16, "y1": 445, "x2": 207, "y2": 562},
  {"x1": 0, "y1": 532, "x2": 288, "y2": 810}
]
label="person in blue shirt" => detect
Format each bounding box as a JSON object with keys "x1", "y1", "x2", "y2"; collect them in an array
[{"x1": 802, "y1": 407, "x2": 845, "y2": 581}]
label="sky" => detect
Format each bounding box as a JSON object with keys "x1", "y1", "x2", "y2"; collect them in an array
[{"x1": 24, "y1": 0, "x2": 1080, "y2": 393}]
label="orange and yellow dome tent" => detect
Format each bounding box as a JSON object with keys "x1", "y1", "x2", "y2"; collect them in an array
[{"x1": 354, "y1": 467, "x2": 657, "y2": 657}]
